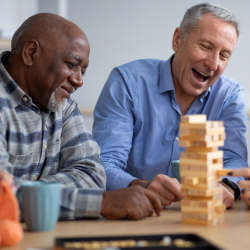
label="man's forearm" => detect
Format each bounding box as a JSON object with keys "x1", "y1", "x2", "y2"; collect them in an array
[{"x1": 128, "y1": 179, "x2": 151, "y2": 188}]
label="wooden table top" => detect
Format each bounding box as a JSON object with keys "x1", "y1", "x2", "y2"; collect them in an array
[{"x1": 4, "y1": 199, "x2": 250, "y2": 250}]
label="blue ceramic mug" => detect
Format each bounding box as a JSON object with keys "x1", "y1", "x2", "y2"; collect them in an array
[
  {"x1": 18, "y1": 181, "x2": 61, "y2": 232},
  {"x1": 171, "y1": 160, "x2": 181, "y2": 183}
]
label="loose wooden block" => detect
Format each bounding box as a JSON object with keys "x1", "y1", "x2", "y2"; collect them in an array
[
  {"x1": 181, "y1": 115, "x2": 207, "y2": 124},
  {"x1": 181, "y1": 216, "x2": 224, "y2": 226},
  {"x1": 180, "y1": 151, "x2": 223, "y2": 160},
  {"x1": 181, "y1": 187, "x2": 223, "y2": 197},
  {"x1": 217, "y1": 169, "x2": 233, "y2": 177},
  {"x1": 180, "y1": 163, "x2": 223, "y2": 172}
]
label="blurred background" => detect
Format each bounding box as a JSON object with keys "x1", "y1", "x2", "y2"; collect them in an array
[{"x1": 1, "y1": 0, "x2": 250, "y2": 163}]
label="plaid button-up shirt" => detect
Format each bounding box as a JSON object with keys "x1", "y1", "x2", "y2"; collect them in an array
[{"x1": 0, "y1": 51, "x2": 106, "y2": 219}]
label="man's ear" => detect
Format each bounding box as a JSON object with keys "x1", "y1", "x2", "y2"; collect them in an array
[
  {"x1": 22, "y1": 39, "x2": 40, "y2": 66},
  {"x1": 172, "y1": 27, "x2": 182, "y2": 53}
]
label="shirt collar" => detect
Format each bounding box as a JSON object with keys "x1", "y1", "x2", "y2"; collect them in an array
[
  {"x1": 159, "y1": 55, "x2": 175, "y2": 94},
  {"x1": 158, "y1": 54, "x2": 211, "y2": 101},
  {"x1": 0, "y1": 51, "x2": 33, "y2": 108}
]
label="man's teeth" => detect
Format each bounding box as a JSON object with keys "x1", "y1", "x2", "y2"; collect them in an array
[{"x1": 194, "y1": 68, "x2": 209, "y2": 77}]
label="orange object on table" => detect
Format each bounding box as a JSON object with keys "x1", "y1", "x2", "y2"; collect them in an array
[{"x1": 0, "y1": 180, "x2": 23, "y2": 246}]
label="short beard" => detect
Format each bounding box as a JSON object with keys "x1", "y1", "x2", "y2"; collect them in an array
[{"x1": 47, "y1": 86, "x2": 67, "y2": 112}]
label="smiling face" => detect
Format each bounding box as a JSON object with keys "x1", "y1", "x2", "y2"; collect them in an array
[
  {"x1": 26, "y1": 25, "x2": 90, "y2": 112},
  {"x1": 171, "y1": 14, "x2": 237, "y2": 101}
]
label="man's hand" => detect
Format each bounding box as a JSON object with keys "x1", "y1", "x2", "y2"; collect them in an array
[
  {"x1": 231, "y1": 168, "x2": 250, "y2": 209},
  {"x1": 130, "y1": 175, "x2": 185, "y2": 207},
  {"x1": 218, "y1": 182, "x2": 234, "y2": 208},
  {"x1": 101, "y1": 185, "x2": 162, "y2": 220},
  {"x1": 148, "y1": 175, "x2": 185, "y2": 207}
]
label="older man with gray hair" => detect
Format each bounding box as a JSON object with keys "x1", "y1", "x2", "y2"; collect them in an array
[{"x1": 93, "y1": 3, "x2": 248, "y2": 209}]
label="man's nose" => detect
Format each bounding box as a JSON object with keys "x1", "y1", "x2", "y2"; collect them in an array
[
  {"x1": 204, "y1": 53, "x2": 219, "y2": 72},
  {"x1": 69, "y1": 70, "x2": 83, "y2": 88}
]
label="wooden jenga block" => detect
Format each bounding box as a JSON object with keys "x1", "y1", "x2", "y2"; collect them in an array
[
  {"x1": 180, "y1": 151, "x2": 223, "y2": 160},
  {"x1": 179, "y1": 133, "x2": 225, "y2": 142},
  {"x1": 180, "y1": 170, "x2": 219, "y2": 178},
  {"x1": 179, "y1": 140, "x2": 224, "y2": 148},
  {"x1": 180, "y1": 133, "x2": 226, "y2": 142},
  {"x1": 180, "y1": 163, "x2": 223, "y2": 172},
  {"x1": 181, "y1": 215, "x2": 224, "y2": 226},
  {"x1": 181, "y1": 210, "x2": 224, "y2": 221},
  {"x1": 185, "y1": 147, "x2": 218, "y2": 152},
  {"x1": 217, "y1": 169, "x2": 232, "y2": 177},
  {"x1": 185, "y1": 193, "x2": 223, "y2": 201},
  {"x1": 179, "y1": 127, "x2": 225, "y2": 136},
  {"x1": 179, "y1": 121, "x2": 224, "y2": 129},
  {"x1": 180, "y1": 158, "x2": 223, "y2": 167},
  {"x1": 181, "y1": 200, "x2": 225, "y2": 213},
  {"x1": 181, "y1": 199, "x2": 223, "y2": 208},
  {"x1": 181, "y1": 181, "x2": 219, "y2": 190},
  {"x1": 181, "y1": 115, "x2": 207, "y2": 123},
  {"x1": 181, "y1": 176, "x2": 221, "y2": 186},
  {"x1": 182, "y1": 177, "x2": 199, "y2": 185},
  {"x1": 181, "y1": 187, "x2": 223, "y2": 197}
]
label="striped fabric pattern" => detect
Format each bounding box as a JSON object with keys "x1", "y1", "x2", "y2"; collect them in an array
[{"x1": 0, "y1": 51, "x2": 106, "y2": 219}]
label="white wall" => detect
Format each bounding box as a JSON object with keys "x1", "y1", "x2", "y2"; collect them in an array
[
  {"x1": 65, "y1": 0, "x2": 250, "y2": 110},
  {"x1": 2, "y1": 0, "x2": 250, "y2": 109},
  {"x1": 0, "y1": 0, "x2": 38, "y2": 38}
]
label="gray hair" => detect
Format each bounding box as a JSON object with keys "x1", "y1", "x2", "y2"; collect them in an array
[{"x1": 180, "y1": 3, "x2": 240, "y2": 41}]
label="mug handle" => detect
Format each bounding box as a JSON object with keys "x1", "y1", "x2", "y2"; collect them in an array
[{"x1": 16, "y1": 187, "x2": 23, "y2": 221}]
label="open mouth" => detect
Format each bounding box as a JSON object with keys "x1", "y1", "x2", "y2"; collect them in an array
[{"x1": 192, "y1": 68, "x2": 210, "y2": 82}]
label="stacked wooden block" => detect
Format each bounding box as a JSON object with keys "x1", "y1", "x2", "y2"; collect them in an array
[{"x1": 179, "y1": 114, "x2": 228, "y2": 226}]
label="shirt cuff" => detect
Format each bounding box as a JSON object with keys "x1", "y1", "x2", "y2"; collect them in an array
[{"x1": 59, "y1": 188, "x2": 104, "y2": 220}]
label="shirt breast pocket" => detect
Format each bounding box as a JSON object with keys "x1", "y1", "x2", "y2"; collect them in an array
[{"x1": 8, "y1": 153, "x2": 33, "y2": 168}]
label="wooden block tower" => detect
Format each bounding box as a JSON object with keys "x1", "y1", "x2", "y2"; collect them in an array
[{"x1": 179, "y1": 114, "x2": 228, "y2": 226}]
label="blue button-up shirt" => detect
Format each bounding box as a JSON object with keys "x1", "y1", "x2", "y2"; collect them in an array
[{"x1": 93, "y1": 57, "x2": 248, "y2": 191}]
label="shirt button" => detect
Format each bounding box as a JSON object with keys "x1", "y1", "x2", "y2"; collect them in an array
[
  {"x1": 44, "y1": 144, "x2": 47, "y2": 149},
  {"x1": 34, "y1": 176, "x2": 37, "y2": 181},
  {"x1": 23, "y1": 97, "x2": 28, "y2": 102},
  {"x1": 176, "y1": 136, "x2": 179, "y2": 141}
]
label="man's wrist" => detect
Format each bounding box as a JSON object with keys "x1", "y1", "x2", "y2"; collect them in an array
[
  {"x1": 222, "y1": 178, "x2": 240, "y2": 200},
  {"x1": 128, "y1": 179, "x2": 151, "y2": 188}
]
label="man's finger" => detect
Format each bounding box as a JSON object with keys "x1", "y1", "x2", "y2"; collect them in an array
[
  {"x1": 231, "y1": 168, "x2": 250, "y2": 177},
  {"x1": 144, "y1": 189, "x2": 162, "y2": 216},
  {"x1": 238, "y1": 180, "x2": 250, "y2": 189},
  {"x1": 160, "y1": 178, "x2": 184, "y2": 199},
  {"x1": 149, "y1": 181, "x2": 179, "y2": 202}
]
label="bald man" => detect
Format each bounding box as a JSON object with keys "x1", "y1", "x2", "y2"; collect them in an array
[{"x1": 0, "y1": 13, "x2": 161, "y2": 220}]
